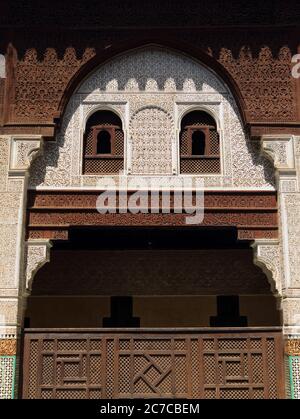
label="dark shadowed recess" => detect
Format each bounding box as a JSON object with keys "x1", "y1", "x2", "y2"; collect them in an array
[{"x1": 54, "y1": 226, "x2": 248, "y2": 250}]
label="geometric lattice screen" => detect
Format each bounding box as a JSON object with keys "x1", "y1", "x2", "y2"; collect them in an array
[
  {"x1": 23, "y1": 331, "x2": 284, "y2": 399},
  {"x1": 0, "y1": 356, "x2": 16, "y2": 399}
]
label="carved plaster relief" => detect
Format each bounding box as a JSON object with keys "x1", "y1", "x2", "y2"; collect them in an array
[
  {"x1": 25, "y1": 240, "x2": 52, "y2": 292},
  {"x1": 0, "y1": 136, "x2": 44, "y2": 335},
  {"x1": 260, "y1": 135, "x2": 300, "y2": 335},
  {"x1": 262, "y1": 136, "x2": 296, "y2": 171},
  {"x1": 252, "y1": 240, "x2": 282, "y2": 295},
  {"x1": 283, "y1": 299, "x2": 300, "y2": 333},
  {"x1": 9, "y1": 136, "x2": 43, "y2": 175},
  {"x1": 282, "y1": 194, "x2": 300, "y2": 289},
  {"x1": 29, "y1": 48, "x2": 275, "y2": 189},
  {"x1": 130, "y1": 106, "x2": 174, "y2": 175},
  {"x1": 0, "y1": 136, "x2": 45, "y2": 342}
]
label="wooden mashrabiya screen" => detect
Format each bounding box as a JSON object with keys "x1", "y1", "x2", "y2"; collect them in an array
[{"x1": 22, "y1": 328, "x2": 285, "y2": 399}]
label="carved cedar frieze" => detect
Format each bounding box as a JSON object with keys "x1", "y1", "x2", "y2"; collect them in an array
[
  {"x1": 14, "y1": 47, "x2": 96, "y2": 122},
  {"x1": 6, "y1": 33, "x2": 297, "y2": 127},
  {"x1": 26, "y1": 190, "x2": 278, "y2": 241},
  {"x1": 218, "y1": 46, "x2": 296, "y2": 122}
]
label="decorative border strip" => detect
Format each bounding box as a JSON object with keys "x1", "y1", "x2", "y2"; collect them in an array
[
  {"x1": 27, "y1": 190, "x2": 278, "y2": 209},
  {"x1": 289, "y1": 356, "x2": 300, "y2": 399}
]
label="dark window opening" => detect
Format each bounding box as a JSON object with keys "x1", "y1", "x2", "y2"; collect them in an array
[
  {"x1": 97, "y1": 130, "x2": 111, "y2": 154},
  {"x1": 192, "y1": 130, "x2": 206, "y2": 155},
  {"x1": 24, "y1": 317, "x2": 31, "y2": 328},
  {"x1": 103, "y1": 296, "x2": 140, "y2": 328},
  {"x1": 210, "y1": 296, "x2": 248, "y2": 327}
]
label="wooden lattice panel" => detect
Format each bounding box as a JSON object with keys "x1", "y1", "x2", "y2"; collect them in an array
[
  {"x1": 180, "y1": 157, "x2": 220, "y2": 174},
  {"x1": 22, "y1": 329, "x2": 285, "y2": 399},
  {"x1": 84, "y1": 158, "x2": 123, "y2": 175}
]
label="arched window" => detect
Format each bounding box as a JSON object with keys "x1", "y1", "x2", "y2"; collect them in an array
[
  {"x1": 180, "y1": 111, "x2": 220, "y2": 174},
  {"x1": 83, "y1": 110, "x2": 124, "y2": 174}
]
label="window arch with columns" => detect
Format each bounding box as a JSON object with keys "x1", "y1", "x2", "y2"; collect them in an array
[
  {"x1": 82, "y1": 109, "x2": 124, "y2": 174},
  {"x1": 179, "y1": 110, "x2": 221, "y2": 174}
]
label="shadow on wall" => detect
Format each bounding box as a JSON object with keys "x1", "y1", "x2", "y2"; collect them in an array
[{"x1": 24, "y1": 295, "x2": 282, "y2": 328}]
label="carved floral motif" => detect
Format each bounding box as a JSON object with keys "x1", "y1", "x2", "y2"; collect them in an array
[
  {"x1": 285, "y1": 339, "x2": 300, "y2": 356},
  {"x1": 0, "y1": 339, "x2": 17, "y2": 356},
  {"x1": 9, "y1": 137, "x2": 43, "y2": 174}
]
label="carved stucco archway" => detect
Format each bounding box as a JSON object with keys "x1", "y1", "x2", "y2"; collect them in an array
[
  {"x1": 23, "y1": 46, "x2": 285, "y2": 298},
  {"x1": 24, "y1": 46, "x2": 282, "y2": 303}
]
